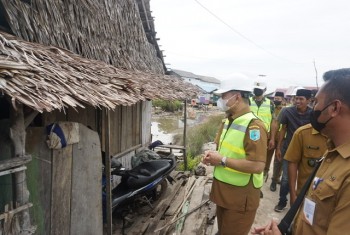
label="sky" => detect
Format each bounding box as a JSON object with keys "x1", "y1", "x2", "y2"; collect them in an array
[{"x1": 150, "y1": 0, "x2": 350, "y2": 92}]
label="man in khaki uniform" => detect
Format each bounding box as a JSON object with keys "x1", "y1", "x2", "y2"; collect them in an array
[
  {"x1": 202, "y1": 73, "x2": 267, "y2": 235},
  {"x1": 252, "y1": 68, "x2": 350, "y2": 235},
  {"x1": 284, "y1": 123, "x2": 327, "y2": 206},
  {"x1": 269, "y1": 91, "x2": 285, "y2": 191}
]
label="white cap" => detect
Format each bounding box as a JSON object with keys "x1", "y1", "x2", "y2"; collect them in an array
[
  {"x1": 253, "y1": 81, "x2": 267, "y2": 90},
  {"x1": 214, "y1": 73, "x2": 253, "y2": 95}
]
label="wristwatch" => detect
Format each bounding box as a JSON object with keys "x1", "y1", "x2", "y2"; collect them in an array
[{"x1": 221, "y1": 156, "x2": 227, "y2": 167}]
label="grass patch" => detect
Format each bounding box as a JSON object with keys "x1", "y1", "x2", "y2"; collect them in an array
[{"x1": 174, "y1": 114, "x2": 225, "y2": 171}]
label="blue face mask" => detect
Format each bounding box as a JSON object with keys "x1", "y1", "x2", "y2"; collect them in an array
[{"x1": 310, "y1": 102, "x2": 334, "y2": 132}]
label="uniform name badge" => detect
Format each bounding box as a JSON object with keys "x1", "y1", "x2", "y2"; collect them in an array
[{"x1": 303, "y1": 197, "x2": 316, "y2": 225}]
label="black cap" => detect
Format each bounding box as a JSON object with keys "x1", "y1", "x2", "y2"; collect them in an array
[
  {"x1": 296, "y1": 89, "x2": 312, "y2": 99},
  {"x1": 275, "y1": 91, "x2": 284, "y2": 97}
]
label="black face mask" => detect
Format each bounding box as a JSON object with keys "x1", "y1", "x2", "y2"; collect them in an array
[
  {"x1": 273, "y1": 100, "x2": 282, "y2": 106},
  {"x1": 253, "y1": 88, "x2": 264, "y2": 96},
  {"x1": 310, "y1": 102, "x2": 334, "y2": 132}
]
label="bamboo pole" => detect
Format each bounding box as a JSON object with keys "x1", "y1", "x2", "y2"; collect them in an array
[{"x1": 183, "y1": 99, "x2": 187, "y2": 170}]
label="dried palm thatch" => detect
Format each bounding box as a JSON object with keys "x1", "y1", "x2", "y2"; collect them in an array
[
  {"x1": 1, "y1": 0, "x2": 164, "y2": 74},
  {"x1": 0, "y1": 32, "x2": 200, "y2": 112}
]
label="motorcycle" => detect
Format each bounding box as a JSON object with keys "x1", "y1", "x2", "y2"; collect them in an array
[{"x1": 102, "y1": 153, "x2": 176, "y2": 230}]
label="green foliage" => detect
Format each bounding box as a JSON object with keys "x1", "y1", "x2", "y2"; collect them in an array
[
  {"x1": 153, "y1": 99, "x2": 183, "y2": 112},
  {"x1": 174, "y1": 114, "x2": 224, "y2": 158},
  {"x1": 177, "y1": 154, "x2": 201, "y2": 171}
]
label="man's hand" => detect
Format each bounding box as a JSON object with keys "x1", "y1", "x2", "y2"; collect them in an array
[
  {"x1": 251, "y1": 219, "x2": 281, "y2": 235},
  {"x1": 275, "y1": 148, "x2": 282, "y2": 161},
  {"x1": 202, "y1": 150, "x2": 222, "y2": 166}
]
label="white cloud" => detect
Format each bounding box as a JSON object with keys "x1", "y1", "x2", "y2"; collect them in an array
[{"x1": 151, "y1": 0, "x2": 350, "y2": 92}]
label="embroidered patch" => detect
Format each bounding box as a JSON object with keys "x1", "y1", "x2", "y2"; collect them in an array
[{"x1": 249, "y1": 129, "x2": 260, "y2": 141}]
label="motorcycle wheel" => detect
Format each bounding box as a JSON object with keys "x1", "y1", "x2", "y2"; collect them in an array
[{"x1": 154, "y1": 179, "x2": 168, "y2": 201}]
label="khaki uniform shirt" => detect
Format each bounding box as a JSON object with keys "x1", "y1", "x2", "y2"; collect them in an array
[
  {"x1": 284, "y1": 124, "x2": 328, "y2": 194},
  {"x1": 210, "y1": 107, "x2": 267, "y2": 211},
  {"x1": 272, "y1": 105, "x2": 284, "y2": 139},
  {"x1": 273, "y1": 105, "x2": 283, "y2": 120},
  {"x1": 293, "y1": 139, "x2": 350, "y2": 235}
]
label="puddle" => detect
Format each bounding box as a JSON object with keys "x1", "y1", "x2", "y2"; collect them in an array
[{"x1": 151, "y1": 112, "x2": 212, "y2": 144}]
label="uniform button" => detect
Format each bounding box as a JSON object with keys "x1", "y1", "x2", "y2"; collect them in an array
[{"x1": 326, "y1": 159, "x2": 332, "y2": 163}]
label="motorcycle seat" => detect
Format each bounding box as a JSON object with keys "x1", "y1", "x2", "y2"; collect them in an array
[{"x1": 127, "y1": 160, "x2": 171, "y2": 189}]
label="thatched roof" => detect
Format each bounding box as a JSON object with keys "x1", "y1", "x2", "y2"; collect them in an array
[
  {"x1": 0, "y1": 0, "x2": 164, "y2": 74},
  {"x1": 136, "y1": 0, "x2": 166, "y2": 71},
  {"x1": 0, "y1": 32, "x2": 200, "y2": 112}
]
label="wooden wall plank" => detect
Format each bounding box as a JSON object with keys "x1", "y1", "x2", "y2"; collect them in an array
[
  {"x1": 101, "y1": 109, "x2": 106, "y2": 153},
  {"x1": 42, "y1": 110, "x2": 66, "y2": 126},
  {"x1": 102, "y1": 102, "x2": 146, "y2": 156},
  {"x1": 51, "y1": 146, "x2": 72, "y2": 235},
  {"x1": 120, "y1": 106, "x2": 128, "y2": 152},
  {"x1": 141, "y1": 101, "x2": 152, "y2": 146},
  {"x1": 70, "y1": 124, "x2": 103, "y2": 235},
  {"x1": 64, "y1": 106, "x2": 97, "y2": 131},
  {"x1": 116, "y1": 106, "x2": 122, "y2": 153},
  {"x1": 67, "y1": 107, "x2": 87, "y2": 125},
  {"x1": 126, "y1": 106, "x2": 133, "y2": 149},
  {"x1": 109, "y1": 108, "x2": 120, "y2": 155},
  {"x1": 134, "y1": 102, "x2": 141, "y2": 145},
  {"x1": 85, "y1": 106, "x2": 97, "y2": 131},
  {"x1": 26, "y1": 127, "x2": 52, "y2": 235}
]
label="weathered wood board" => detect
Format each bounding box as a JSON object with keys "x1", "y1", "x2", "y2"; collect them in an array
[
  {"x1": 71, "y1": 124, "x2": 103, "y2": 235},
  {"x1": 111, "y1": 173, "x2": 216, "y2": 235},
  {"x1": 51, "y1": 145, "x2": 72, "y2": 235}
]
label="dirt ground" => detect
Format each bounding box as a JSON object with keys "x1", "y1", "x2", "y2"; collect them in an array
[
  {"x1": 202, "y1": 142, "x2": 288, "y2": 234},
  {"x1": 253, "y1": 172, "x2": 288, "y2": 229}
]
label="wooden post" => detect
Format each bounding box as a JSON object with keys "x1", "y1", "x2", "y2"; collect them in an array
[
  {"x1": 183, "y1": 99, "x2": 187, "y2": 170},
  {"x1": 9, "y1": 103, "x2": 32, "y2": 232},
  {"x1": 104, "y1": 108, "x2": 113, "y2": 235}
]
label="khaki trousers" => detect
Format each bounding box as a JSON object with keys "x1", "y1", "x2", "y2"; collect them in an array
[{"x1": 216, "y1": 205, "x2": 257, "y2": 235}]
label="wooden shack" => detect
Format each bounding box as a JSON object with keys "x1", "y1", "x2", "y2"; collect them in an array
[{"x1": 0, "y1": 1, "x2": 200, "y2": 234}]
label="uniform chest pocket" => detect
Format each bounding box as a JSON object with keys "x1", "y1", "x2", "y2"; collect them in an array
[
  {"x1": 310, "y1": 181, "x2": 336, "y2": 228},
  {"x1": 314, "y1": 181, "x2": 335, "y2": 200},
  {"x1": 304, "y1": 146, "x2": 323, "y2": 159}
]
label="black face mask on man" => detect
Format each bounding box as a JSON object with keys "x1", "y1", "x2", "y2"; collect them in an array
[
  {"x1": 273, "y1": 100, "x2": 282, "y2": 106},
  {"x1": 253, "y1": 88, "x2": 264, "y2": 96},
  {"x1": 310, "y1": 102, "x2": 334, "y2": 132}
]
